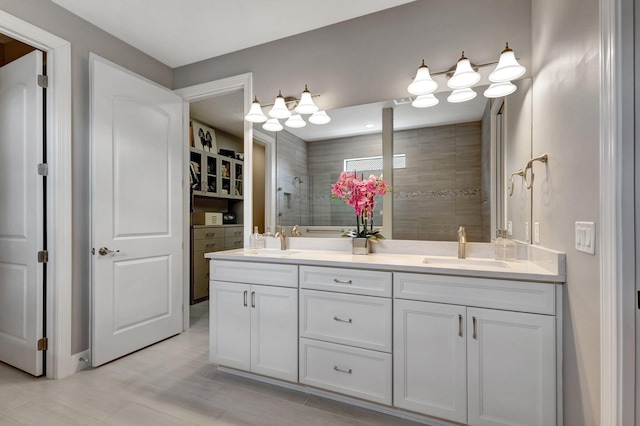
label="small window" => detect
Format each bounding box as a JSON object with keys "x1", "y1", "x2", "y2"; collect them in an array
[{"x1": 344, "y1": 154, "x2": 406, "y2": 172}]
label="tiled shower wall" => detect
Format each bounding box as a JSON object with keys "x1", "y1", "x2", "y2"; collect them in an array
[
  {"x1": 278, "y1": 120, "x2": 488, "y2": 241},
  {"x1": 393, "y1": 121, "x2": 485, "y2": 241}
]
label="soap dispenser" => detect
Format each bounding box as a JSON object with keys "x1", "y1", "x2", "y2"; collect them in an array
[
  {"x1": 495, "y1": 229, "x2": 517, "y2": 261},
  {"x1": 250, "y1": 226, "x2": 264, "y2": 249}
]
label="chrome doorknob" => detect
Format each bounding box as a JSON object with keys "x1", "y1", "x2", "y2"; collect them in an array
[{"x1": 98, "y1": 247, "x2": 120, "y2": 256}]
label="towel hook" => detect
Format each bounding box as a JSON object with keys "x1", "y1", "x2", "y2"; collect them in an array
[{"x1": 523, "y1": 154, "x2": 548, "y2": 189}]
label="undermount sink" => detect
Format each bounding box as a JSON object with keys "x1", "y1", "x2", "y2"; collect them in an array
[
  {"x1": 422, "y1": 256, "x2": 510, "y2": 270},
  {"x1": 244, "y1": 249, "x2": 301, "y2": 257}
]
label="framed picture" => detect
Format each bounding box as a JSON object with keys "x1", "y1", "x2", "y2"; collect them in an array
[{"x1": 191, "y1": 120, "x2": 218, "y2": 153}]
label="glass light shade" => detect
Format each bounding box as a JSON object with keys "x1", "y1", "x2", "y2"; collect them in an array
[
  {"x1": 285, "y1": 114, "x2": 307, "y2": 128},
  {"x1": 447, "y1": 53, "x2": 481, "y2": 89},
  {"x1": 489, "y1": 44, "x2": 526, "y2": 83},
  {"x1": 484, "y1": 81, "x2": 517, "y2": 98},
  {"x1": 244, "y1": 98, "x2": 268, "y2": 123},
  {"x1": 447, "y1": 88, "x2": 477, "y2": 103},
  {"x1": 412, "y1": 94, "x2": 439, "y2": 108},
  {"x1": 262, "y1": 118, "x2": 283, "y2": 132},
  {"x1": 308, "y1": 110, "x2": 331, "y2": 125},
  {"x1": 407, "y1": 60, "x2": 438, "y2": 95},
  {"x1": 294, "y1": 85, "x2": 319, "y2": 114},
  {"x1": 268, "y1": 92, "x2": 291, "y2": 119}
]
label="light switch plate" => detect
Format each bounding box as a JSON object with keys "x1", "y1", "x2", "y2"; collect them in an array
[
  {"x1": 507, "y1": 221, "x2": 513, "y2": 236},
  {"x1": 575, "y1": 221, "x2": 596, "y2": 254},
  {"x1": 525, "y1": 222, "x2": 529, "y2": 241},
  {"x1": 534, "y1": 222, "x2": 540, "y2": 244}
]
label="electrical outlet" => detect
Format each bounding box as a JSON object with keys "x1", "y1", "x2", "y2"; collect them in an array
[
  {"x1": 534, "y1": 222, "x2": 540, "y2": 244},
  {"x1": 507, "y1": 221, "x2": 513, "y2": 236},
  {"x1": 525, "y1": 222, "x2": 529, "y2": 241}
]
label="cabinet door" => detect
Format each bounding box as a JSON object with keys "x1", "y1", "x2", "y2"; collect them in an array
[
  {"x1": 467, "y1": 307, "x2": 556, "y2": 426},
  {"x1": 250, "y1": 285, "x2": 298, "y2": 382},
  {"x1": 393, "y1": 300, "x2": 467, "y2": 423},
  {"x1": 209, "y1": 281, "x2": 251, "y2": 371}
]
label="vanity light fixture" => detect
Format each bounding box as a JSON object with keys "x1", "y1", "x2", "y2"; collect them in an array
[
  {"x1": 447, "y1": 52, "x2": 481, "y2": 90},
  {"x1": 262, "y1": 118, "x2": 283, "y2": 132},
  {"x1": 268, "y1": 91, "x2": 291, "y2": 119},
  {"x1": 489, "y1": 43, "x2": 526, "y2": 83},
  {"x1": 407, "y1": 60, "x2": 438, "y2": 95},
  {"x1": 484, "y1": 81, "x2": 517, "y2": 98},
  {"x1": 411, "y1": 93, "x2": 439, "y2": 108},
  {"x1": 294, "y1": 85, "x2": 319, "y2": 115},
  {"x1": 244, "y1": 97, "x2": 268, "y2": 123},
  {"x1": 447, "y1": 87, "x2": 477, "y2": 103}
]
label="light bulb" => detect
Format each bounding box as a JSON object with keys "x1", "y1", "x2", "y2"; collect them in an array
[
  {"x1": 294, "y1": 85, "x2": 319, "y2": 115},
  {"x1": 447, "y1": 52, "x2": 481, "y2": 89},
  {"x1": 412, "y1": 94, "x2": 439, "y2": 108},
  {"x1": 285, "y1": 114, "x2": 307, "y2": 128},
  {"x1": 489, "y1": 43, "x2": 526, "y2": 83},
  {"x1": 244, "y1": 97, "x2": 268, "y2": 123},
  {"x1": 447, "y1": 88, "x2": 477, "y2": 103},
  {"x1": 407, "y1": 60, "x2": 438, "y2": 95},
  {"x1": 484, "y1": 82, "x2": 517, "y2": 98},
  {"x1": 268, "y1": 91, "x2": 291, "y2": 119},
  {"x1": 262, "y1": 118, "x2": 283, "y2": 132},
  {"x1": 308, "y1": 111, "x2": 331, "y2": 125}
]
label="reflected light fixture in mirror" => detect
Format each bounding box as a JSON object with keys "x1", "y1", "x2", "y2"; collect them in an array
[
  {"x1": 412, "y1": 93, "x2": 439, "y2": 108},
  {"x1": 244, "y1": 85, "x2": 331, "y2": 132},
  {"x1": 447, "y1": 87, "x2": 477, "y2": 103},
  {"x1": 484, "y1": 81, "x2": 517, "y2": 98}
]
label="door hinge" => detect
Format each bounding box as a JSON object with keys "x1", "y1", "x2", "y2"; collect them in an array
[
  {"x1": 37, "y1": 75, "x2": 48, "y2": 88},
  {"x1": 37, "y1": 337, "x2": 48, "y2": 351},
  {"x1": 37, "y1": 250, "x2": 49, "y2": 263},
  {"x1": 38, "y1": 163, "x2": 49, "y2": 176}
]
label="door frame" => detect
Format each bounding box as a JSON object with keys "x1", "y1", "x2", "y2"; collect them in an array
[
  {"x1": 0, "y1": 11, "x2": 73, "y2": 378},
  {"x1": 174, "y1": 73, "x2": 254, "y2": 328}
]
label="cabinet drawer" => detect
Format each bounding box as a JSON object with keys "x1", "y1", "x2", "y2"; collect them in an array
[
  {"x1": 194, "y1": 237, "x2": 225, "y2": 251},
  {"x1": 394, "y1": 273, "x2": 556, "y2": 315},
  {"x1": 224, "y1": 236, "x2": 244, "y2": 249},
  {"x1": 193, "y1": 250, "x2": 211, "y2": 268},
  {"x1": 193, "y1": 227, "x2": 223, "y2": 240},
  {"x1": 300, "y1": 290, "x2": 392, "y2": 352},
  {"x1": 224, "y1": 226, "x2": 244, "y2": 238},
  {"x1": 299, "y1": 266, "x2": 391, "y2": 297},
  {"x1": 210, "y1": 260, "x2": 298, "y2": 288},
  {"x1": 299, "y1": 338, "x2": 392, "y2": 405}
]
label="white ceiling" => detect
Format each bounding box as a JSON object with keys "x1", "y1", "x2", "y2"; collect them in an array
[{"x1": 50, "y1": 0, "x2": 415, "y2": 68}]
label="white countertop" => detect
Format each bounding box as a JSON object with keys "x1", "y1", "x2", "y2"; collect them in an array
[{"x1": 205, "y1": 247, "x2": 565, "y2": 284}]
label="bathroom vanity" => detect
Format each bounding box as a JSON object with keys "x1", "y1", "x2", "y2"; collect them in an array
[{"x1": 205, "y1": 241, "x2": 565, "y2": 426}]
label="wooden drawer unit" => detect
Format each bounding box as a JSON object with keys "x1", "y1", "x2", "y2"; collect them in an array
[
  {"x1": 300, "y1": 290, "x2": 392, "y2": 352},
  {"x1": 394, "y1": 272, "x2": 557, "y2": 315},
  {"x1": 191, "y1": 226, "x2": 226, "y2": 304},
  {"x1": 210, "y1": 260, "x2": 298, "y2": 288},
  {"x1": 299, "y1": 338, "x2": 392, "y2": 405},
  {"x1": 224, "y1": 226, "x2": 244, "y2": 238},
  {"x1": 224, "y1": 236, "x2": 244, "y2": 249},
  {"x1": 299, "y1": 266, "x2": 392, "y2": 297},
  {"x1": 194, "y1": 238, "x2": 225, "y2": 252},
  {"x1": 193, "y1": 227, "x2": 224, "y2": 240}
]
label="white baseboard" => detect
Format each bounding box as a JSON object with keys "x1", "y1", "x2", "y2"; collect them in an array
[{"x1": 70, "y1": 350, "x2": 91, "y2": 374}]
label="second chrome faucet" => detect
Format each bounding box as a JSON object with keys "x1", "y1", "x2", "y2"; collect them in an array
[{"x1": 458, "y1": 226, "x2": 466, "y2": 259}]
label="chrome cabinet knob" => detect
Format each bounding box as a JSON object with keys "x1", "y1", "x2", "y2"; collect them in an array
[{"x1": 98, "y1": 247, "x2": 120, "y2": 256}]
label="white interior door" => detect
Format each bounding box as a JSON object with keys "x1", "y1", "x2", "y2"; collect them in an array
[
  {"x1": 91, "y1": 54, "x2": 183, "y2": 367},
  {"x1": 0, "y1": 50, "x2": 44, "y2": 376}
]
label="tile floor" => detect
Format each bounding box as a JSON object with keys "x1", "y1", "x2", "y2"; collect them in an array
[{"x1": 0, "y1": 301, "x2": 423, "y2": 426}]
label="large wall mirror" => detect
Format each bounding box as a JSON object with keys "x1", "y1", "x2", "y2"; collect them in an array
[{"x1": 275, "y1": 78, "x2": 532, "y2": 242}]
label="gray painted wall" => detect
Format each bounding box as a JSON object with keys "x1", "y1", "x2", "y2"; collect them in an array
[
  {"x1": 0, "y1": 0, "x2": 173, "y2": 354},
  {"x1": 531, "y1": 0, "x2": 601, "y2": 423}
]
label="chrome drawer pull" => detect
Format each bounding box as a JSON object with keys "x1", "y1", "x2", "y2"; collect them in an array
[
  {"x1": 206, "y1": 233, "x2": 216, "y2": 238},
  {"x1": 333, "y1": 366, "x2": 352, "y2": 374},
  {"x1": 333, "y1": 316, "x2": 352, "y2": 323},
  {"x1": 333, "y1": 278, "x2": 353, "y2": 284},
  {"x1": 243, "y1": 291, "x2": 248, "y2": 307}
]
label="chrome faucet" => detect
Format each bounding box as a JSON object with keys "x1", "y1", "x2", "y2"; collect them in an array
[
  {"x1": 274, "y1": 228, "x2": 287, "y2": 250},
  {"x1": 457, "y1": 226, "x2": 466, "y2": 259}
]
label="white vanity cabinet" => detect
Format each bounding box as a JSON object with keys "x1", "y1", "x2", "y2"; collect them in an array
[
  {"x1": 209, "y1": 260, "x2": 298, "y2": 382},
  {"x1": 394, "y1": 273, "x2": 558, "y2": 426},
  {"x1": 298, "y1": 266, "x2": 393, "y2": 405}
]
